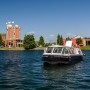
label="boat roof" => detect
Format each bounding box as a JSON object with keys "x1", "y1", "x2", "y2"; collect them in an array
[
  {"x1": 47, "y1": 41, "x2": 73, "y2": 48},
  {"x1": 47, "y1": 45, "x2": 71, "y2": 48}
]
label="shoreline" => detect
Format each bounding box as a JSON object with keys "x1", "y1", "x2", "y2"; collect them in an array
[
  {"x1": 0, "y1": 47, "x2": 45, "y2": 50},
  {"x1": 0, "y1": 46, "x2": 90, "y2": 50}
]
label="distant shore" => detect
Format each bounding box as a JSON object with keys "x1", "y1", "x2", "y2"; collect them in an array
[
  {"x1": 0, "y1": 47, "x2": 45, "y2": 50},
  {"x1": 0, "y1": 46, "x2": 90, "y2": 50},
  {"x1": 80, "y1": 46, "x2": 90, "y2": 50}
]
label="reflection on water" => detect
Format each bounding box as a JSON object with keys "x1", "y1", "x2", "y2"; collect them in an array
[
  {"x1": 42, "y1": 51, "x2": 90, "y2": 90},
  {"x1": 42, "y1": 63, "x2": 85, "y2": 90},
  {"x1": 0, "y1": 50, "x2": 90, "y2": 90}
]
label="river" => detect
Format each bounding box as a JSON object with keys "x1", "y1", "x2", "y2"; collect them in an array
[{"x1": 0, "y1": 50, "x2": 90, "y2": 90}]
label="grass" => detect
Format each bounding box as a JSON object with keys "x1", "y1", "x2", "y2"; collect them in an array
[
  {"x1": 80, "y1": 46, "x2": 90, "y2": 50},
  {"x1": 1, "y1": 46, "x2": 90, "y2": 50},
  {"x1": 0, "y1": 47, "x2": 45, "y2": 50},
  {"x1": 0, "y1": 47, "x2": 25, "y2": 50}
]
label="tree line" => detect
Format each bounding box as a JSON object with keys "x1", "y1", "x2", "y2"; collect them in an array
[
  {"x1": 23, "y1": 34, "x2": 66, "y2": 50},
  {"x1": 0, "y1": 33, "x2": 83, "y2": 50},
  {"x1": 0, "y1": 34, "x2": 4, "y2": 47},
  {"x1": 23, "y1": 34, "x2": 82, "y2": 50}
]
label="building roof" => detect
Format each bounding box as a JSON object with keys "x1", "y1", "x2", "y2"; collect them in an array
[{"x1": 73, "y1": 35, "x2": 84, "y2": 39}]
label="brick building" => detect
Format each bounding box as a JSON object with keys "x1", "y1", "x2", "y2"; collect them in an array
[
  {"x1": 71, "y1": 35, "x2": 86, "y2": 46},
  {"x1": 1, "y1": 23, "x2": 23, "y2": 48},
  {"x1": 63, "y1": 35, "x2": 86, "y2": 47}
]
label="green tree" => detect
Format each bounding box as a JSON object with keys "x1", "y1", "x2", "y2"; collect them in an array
[
  {"x1": 23, "y1": 34, "x2": 36, "y2": 50},
  {"x1": 35, "y1": 41, "x2": 39, "y2": 47},
  {"x1": 60, "y1": 35, "x2": 63, "y2": 45},
  {"x1": 57, "y1": 34, "x2": 60, "y2": 45},
  {"x1": 76, "y1": 38, "x2": 82, "y2": 45},
  {"x1": 45, "y1": 43, "x2": 51, "y2": 47},
  {"x1": 57, "y1": 34, "x2": 63, "y2": 45},
  {"x1": 38, "y1": 36, "x2": 44, "y2": 47},
  {"x1": 66, "y1": 37, "x2": 71, "y2": 41},
  {"x1": 0, "y1": 34, "x2": 3, "y2": 47}
]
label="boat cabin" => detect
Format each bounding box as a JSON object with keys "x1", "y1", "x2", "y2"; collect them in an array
[{"x1": 44, "y1": 45, "x2": 83, "y2": 55}]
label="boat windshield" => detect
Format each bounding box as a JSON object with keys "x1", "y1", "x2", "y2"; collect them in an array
[
  {"x1": 53, "y1": 47, "x2": 62, "y2": 53},
  {"x1": 46, "y1": 47, "x2": 53, "y2": 53}
]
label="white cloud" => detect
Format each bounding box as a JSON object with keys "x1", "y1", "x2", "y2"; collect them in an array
[
  {"x1": 49, "y1": 34, "x2": 55, "y2": 38},
  {"x1": 12, "y1": 21, "x2": 14, "y2": 23},
  {"x1": 27, "y1": 31, "x2": 35, "y2": 34},
  {"x1": 66, "y1": 33, "x2": 71, "y2": 36},
  {"x1": 66, "y1": 33, "x2": 76, "y2": 37}
]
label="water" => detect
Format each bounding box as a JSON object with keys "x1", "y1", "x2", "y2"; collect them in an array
[{"x1": 0, "y1": 50, "x2": 90, "y2": 90}]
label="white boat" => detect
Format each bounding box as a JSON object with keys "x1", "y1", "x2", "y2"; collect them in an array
[{"x1": 42, "y1": 41, "x2": 84, "y2": 65}]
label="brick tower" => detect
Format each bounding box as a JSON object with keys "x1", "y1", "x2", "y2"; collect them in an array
[{"x1": 6, "y1": 23, "x2": 21, "y2": 47}]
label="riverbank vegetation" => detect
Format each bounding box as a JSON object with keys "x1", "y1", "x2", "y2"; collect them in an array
[
  {"x1": 0, "y1": 47, "x2": 25, "y2": 50},
  {"x1": 23, "y1": 34, "x2": 64, "y2": 50},
  {"x1": 1, "y1": 46, "x2": 90, "y2": 50},
  {"x1": 23, "y1": 34, "x2": 36, "y2": 50},
  {"x1": 80, "y1": 46, "x2": 90, "y2": 50},
  {"x1": 0, "y1": 33, "x2": 90, "y2": 50},
  {"x1": 0, "y1": 34, "x2": 4, "y2": 47}
]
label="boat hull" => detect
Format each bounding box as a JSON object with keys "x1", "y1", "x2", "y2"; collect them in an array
[{"x1": 42, "y1": 55, "x2": 83, "y2": 65}]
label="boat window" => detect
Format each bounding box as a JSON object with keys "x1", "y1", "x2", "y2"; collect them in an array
[
  {"x1": 46, "y1": 47, "x2": 53, "y2": 53},
  {"x1": 69, "y1": 48, "x2": 74, "y2": 54},
  {"x1": 78, "y1": 50, "x2": 82, "y2": 54},
  {"x1": 53, "y1": 47, "x2": 62, "y2": 53},
  {"x1": 62, "y1": 48, "x2": 69, "y2": 54},
  {"x1": 68, "y1": 49, "x2": 72, "y2": 54},
  {"x1": 74, "y1": 48, "x2": 82, "y2": 54}
]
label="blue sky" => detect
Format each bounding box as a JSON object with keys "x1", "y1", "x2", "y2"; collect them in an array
[{"x1": 0, "y1": 0, "x2": 90, "y2": 42}]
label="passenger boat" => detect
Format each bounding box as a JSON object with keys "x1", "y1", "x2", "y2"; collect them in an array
[{"x1": 42, "y1": 41, "x2": 84, "y2": 65}]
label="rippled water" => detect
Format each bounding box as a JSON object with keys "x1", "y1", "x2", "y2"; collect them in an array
[{"x1": 0, "y1": 50, "x2": 90, "y2": 90}]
